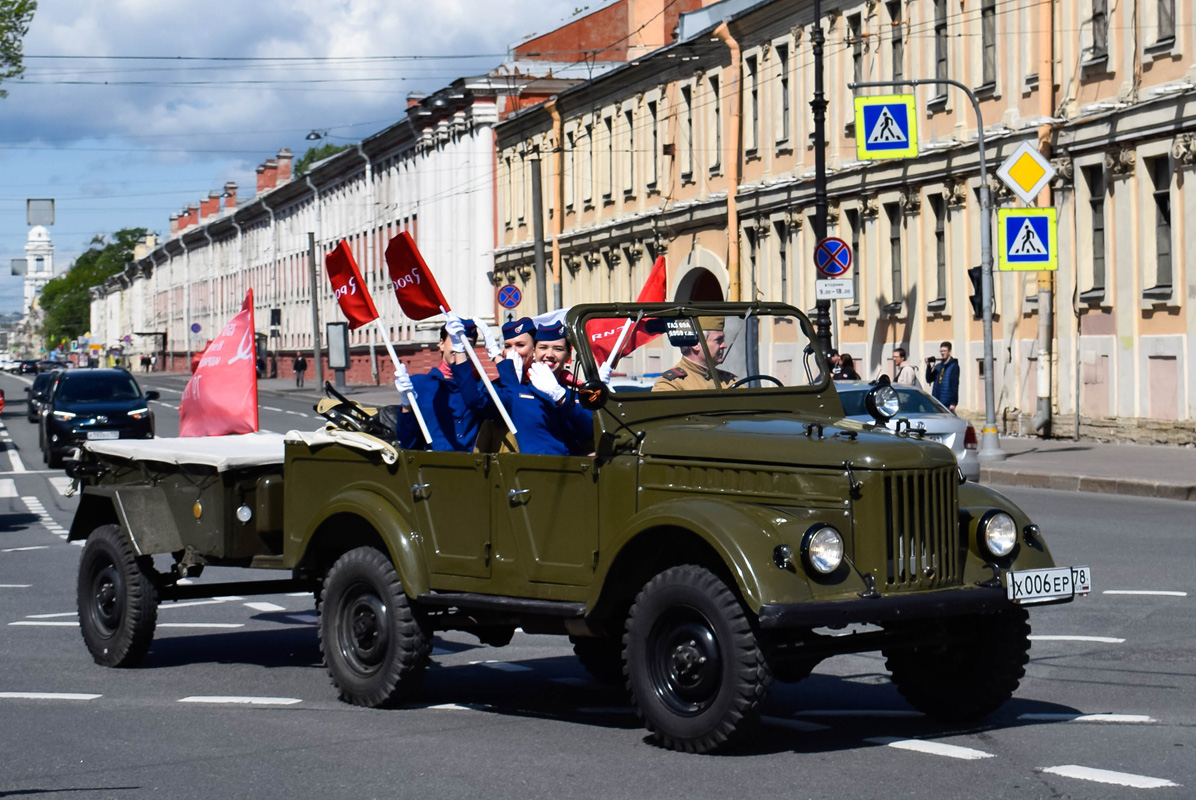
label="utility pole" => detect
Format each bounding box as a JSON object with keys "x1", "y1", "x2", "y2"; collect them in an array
[
  {"x1": 529, "y1": 155, "x2": 548, "y2": 314},
  {"x1": 810, "y1": 0, "x2": 833, "y2": 356},
  {"x1": 307, "y1": 232, "x2": 324, "y2": 387}
]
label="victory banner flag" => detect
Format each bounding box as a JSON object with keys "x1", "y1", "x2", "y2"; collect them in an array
[
  {"x1": 385, "y1": 231, "x2": 449, "y2": 320},
  {"x1": 325, "y1": 240, "x2": 379, "y2": 329},
  {"x1": 179, "y1": 290, "x2": 259, "y2": 437},
  {"x1": 586, "y1": 255, "x2": 667, "y2": 364}
]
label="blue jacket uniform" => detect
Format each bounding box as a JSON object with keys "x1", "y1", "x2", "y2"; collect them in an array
[
  {"x1": 397, "y1": 361, "x2": 493, "y2": 451},
  {"x1": 493, "y1": 359, "x2": 593, "y2": 456},
  {"x1": 929, "y1": 357, "x2": 960, "y2": 408}
]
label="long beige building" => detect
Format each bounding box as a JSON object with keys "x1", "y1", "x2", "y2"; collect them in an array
[{"x1": 494, "y1": 0, "x2": 1196, "y2": 442}]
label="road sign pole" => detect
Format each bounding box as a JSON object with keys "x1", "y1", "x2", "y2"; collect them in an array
[
  {"x1": 810, "y1": 0, "x2": 832, "y2": 357},
  {"x1": 849, "y1": 78, "x2": 1005, "y2": 462}
]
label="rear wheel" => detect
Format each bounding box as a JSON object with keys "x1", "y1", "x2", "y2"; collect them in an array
[
  {"x1": 319, "y1": 547, "x2": 431, "y2": 708},
  {"x1": 76, "y1": 524, "x2": 158, "y2": 667},
  {"x1": 624, "y1": 565, "x2": 771, "y2": 753},
  {"x1": 883, "y1": 607, "x2": 1031, "y2": 721}
]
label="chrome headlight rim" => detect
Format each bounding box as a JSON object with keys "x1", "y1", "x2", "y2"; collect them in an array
[
  {"x1": 976, "y1": 509, "x2": 1020, "y2": 560},
  {"x1": 800, "y1": 524, "x2": 845, "y2": 576},
  {"x1": 864, "y1": 385, "x2": 900, "y2": 422}
]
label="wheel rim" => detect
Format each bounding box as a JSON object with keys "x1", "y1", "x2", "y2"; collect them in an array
[
  {"x1": 647, "y1": 607, "x2": 723, "y2": 717},
  {"x1": 89, "y1": 562, "x2": 124, "y2": 637},
  {"x1": 337, "y1": 582, "x2": 390, "y2": 677}
]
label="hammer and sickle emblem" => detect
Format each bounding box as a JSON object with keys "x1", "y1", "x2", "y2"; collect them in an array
[{"x1": 227, "y1": 328, "x2": 254, "y2": 364}]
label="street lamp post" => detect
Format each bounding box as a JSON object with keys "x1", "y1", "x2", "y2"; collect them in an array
[
  {"x1": 810, "y1": 0, "x2": 833, "y2": 356},
  {"x1": 848, "y1": 77, "x2": 1006, "y2": 463}
]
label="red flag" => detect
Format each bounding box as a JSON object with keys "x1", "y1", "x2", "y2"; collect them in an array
[
  {"x1": 179, "y1": 290, "x2": 259, "y2": 437},
  {"x1": 385, "y1": 231, "x2": 449, "y2": 320},
  {"x1": 325, "y1": 240, "x2": 378, "y2": 330},
  {"x1": 586, "y1": 256, "x2": 667, "y2": 364}
]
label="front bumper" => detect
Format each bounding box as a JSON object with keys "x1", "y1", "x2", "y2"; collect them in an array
[{"x1": 757, "y1": 585, "x2": 1067, "y2": 630}]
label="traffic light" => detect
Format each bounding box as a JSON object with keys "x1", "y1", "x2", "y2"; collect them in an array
[{"x1": 967, "y1": 266, "x2": 983, "y2": 320}]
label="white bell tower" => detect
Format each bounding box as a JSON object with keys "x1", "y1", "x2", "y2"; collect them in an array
[{"x1": 24, "y1": 225, "x2": 54, "y2": 313}]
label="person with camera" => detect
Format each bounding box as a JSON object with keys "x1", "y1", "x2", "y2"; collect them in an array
[{"x1": 926, "y1": 341, "x2": 960, "y2": 411}]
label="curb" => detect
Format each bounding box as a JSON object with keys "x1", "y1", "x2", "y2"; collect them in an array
[{"x1": 981, "y1": 468, "x2": 1196, "y2": 502}]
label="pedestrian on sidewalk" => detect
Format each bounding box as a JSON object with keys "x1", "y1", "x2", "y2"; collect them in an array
[
  {"x1": 834, "y1": 354, "x2": 860, "y2": 381},
  {"x1": 293, "y1": 354, "x2": 307, "y2": 388},
  {"x1": 927, "y1": 341, "x2": 960, "y2": 411},
  {"x1": 892, "y1": 348, "x2": 919, "y2": 386}
]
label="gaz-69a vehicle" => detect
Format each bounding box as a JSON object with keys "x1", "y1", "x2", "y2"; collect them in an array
[{"x1": 68, "y1": 302, "x2": 1090, "y2": 754}]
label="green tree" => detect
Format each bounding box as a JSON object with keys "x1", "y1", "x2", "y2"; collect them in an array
[
  {"x1": 40, "y1": 228, "x2": 148, "y2": 347},
  {"x1": 295, "y1": 142, "x2": 350, "y2": 176},
  {"x1": 0, "y1": 0, "x2": 36, "y2": 98}
]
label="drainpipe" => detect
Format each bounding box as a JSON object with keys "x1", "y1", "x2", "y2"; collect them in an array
[
  {"x1": 305, "y1": 175, "x2": 325, "y2": 386},
  {"x1": 202, "y1": 226, "x2": 215, "y2": 346},
  {"x1": 183, "y1": 241, "x2": 192, "y2": 366},
  {"x1": 546, "y1": 98, "x2": 565, "y2": 309},
  {"x1": 713, "y1": 22, "x2": 742, "y2": 301},
  {"x1": 230, "y1": 215, "x2": 244, "y2": 309},
  {"x1": 1032, "y1": 0, "x2": 1055, "y2": 436},
  {"x1": 356, "y1": 143, "x2": 379, "y2": 383}
]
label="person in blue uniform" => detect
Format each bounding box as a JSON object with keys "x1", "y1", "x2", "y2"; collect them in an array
[
  {"x1": 394, "y1": 311, "x2": 493, "y2": 451},
  {"x1": 501, "y1": 317, "x2": 536, "y2": 371}
]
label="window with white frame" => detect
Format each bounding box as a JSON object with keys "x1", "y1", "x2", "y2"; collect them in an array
[
  {"x1": 888, "y1": 1, "x2": 904, "y2": 82},
  {"x1": 680, "y1": 85, "x2": 695, "y2": 180},
  {"x1": 886, "y1": 202, "x2": 903, "y2": 305},
  {"x1": 1082, "y1": 164, "x2": 1106, "y2": 296},
  {"x1": 745, "y1": 54, "x2": 759, "y2": 154},
  {"x1": 582, "y1": 122, "x2": 594, "y2": 205},
  {"x1": 933, "y1": 0, "x2": 948, "y2": 87},
  {"x1": 647, "y1": 100, "x2": 659, "y2": 190},
  {"x1": 929, "y1": 194, "x2": 947, "y2": 309},
  {"x1": 774, "y1": 219, "x2": 788, "y2": 303},
  {"x1": 1090, "y1": 0, "x2": 1109, "y2": 60},
  {"x1": 709, "y1": 73, "x2": 722, "y2": 174},
  {"x1": 845, "y1": 208, "x2": 861, "y2": 312},
  {"x1": 981, "y1": 0, "x2": 997, "y2": 87},
  {"x1": 1146, "y1": 155, "x2": 1173, "y2": 297},
  {"x1": 503, "y1": 155, "x2": 513, "y2": 228},
  {"x1": 623, "y1": 107, "x2": 635, "y2": 196},
  {"x1": 847, "y1": 14, "x2": 863, "y2": 86},
  {"x1": 775, "y1": 43, "x2": 791, "y2": 145},
  {"x1": 564, "y1": 130, "x2": 576, "y2": 210},
  {"x1": 602, "y1": 114, "x2": 614, "y2": 201}
]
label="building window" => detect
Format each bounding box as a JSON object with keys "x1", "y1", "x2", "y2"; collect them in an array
[
  {"x1": 681, "y1": 85, "x2": 694, "y2": 180},
  {"x1": 845, "y1": 208, "x2": 861, "y2": 313},
  {"x1": 888, "y1": 1, "x2": 903, "y2": 82},
  {"x1": 934, "y1": 0, "x2": 948, "y2": 84},
  {"x1": 886, "y1": 202, "x2": 903, "y2": 304},
  {"x1": 1148, "y1": 156, "x2": 1173, "y2": 293},
  {"x1": 623, "y1": 109, "x2": 635, "y2": 196},
  {"x1": 1091, "y1": 0, "x2": 1109, "y2": 60},
  {"x1": 775, "y1": 220, "x2": 788, "y2": 303},
  {"x1": 709, "y1": 74, "x2": 722, "y2": 174},
  {"x1": 848, "y1": 14, "x2": 863, "y2": 86},
  {"x1": 1157, "y1": 0, "x2": 1176, "y2": 43},
  {"x1": 1083, "y1": 165, "x2": 1106, "y2": 294},
  {"x1": 647, "y1": 101, "x2": 659, "y2": 190},
  {"x1": 564, "y1": 131, "x2": 575, "y2": 210},
  {"x1": 746, "y1": 55, "x2": 759, "y2": 154},
  {"x1": 603, "y1": 115, "x2": 613, "y2": 201},
  {"x1": 982, "y1": 0, "x2": 997, "y2": 87},
  {"x1": 582, "y1": 123, "x2": 594, "y2": 204},
  {"x1": 929, "y1": 194, "x2": 947, "y2": 308},
  {"x1": 776, "y1": 44, "x2": 790, "y2": 144},
  {"x1": 503, "y1": 156, "x2": 513, "y2": 227}
]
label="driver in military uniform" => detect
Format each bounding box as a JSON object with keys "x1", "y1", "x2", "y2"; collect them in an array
[{"x1": 653, "y1": 316, "x2": 738, "y2": 392}]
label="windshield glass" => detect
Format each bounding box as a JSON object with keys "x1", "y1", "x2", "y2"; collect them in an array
[
  {"x1": 580, "y1": 309, "x2": 826, "y2": 393},
  {"x1": 56, "y1": 373, "x2": 142, "y2": 403}
]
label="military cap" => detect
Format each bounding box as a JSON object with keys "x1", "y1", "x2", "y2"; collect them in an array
[
  {"x1": 535, "y1": 321, "x2": 568, "y2": 342},
  {"x1": 502, "y1": 317, "x2": 535, "y2": 339},
  {"x1": 697, "y1": 315, "x2": 725, "y2": 332}
]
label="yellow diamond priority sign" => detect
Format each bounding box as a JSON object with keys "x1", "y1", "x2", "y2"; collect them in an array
[{"x1": 996, "y1": 141, "x2": 1056, "y2": 204}]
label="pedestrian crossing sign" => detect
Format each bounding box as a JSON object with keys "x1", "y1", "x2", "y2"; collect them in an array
[
  {"x1": 997, "y1": 208, "x2": 1058, "y2": 271},
  {"x1": 854, "y1": 95, "x2": 918, "y2": 160}
]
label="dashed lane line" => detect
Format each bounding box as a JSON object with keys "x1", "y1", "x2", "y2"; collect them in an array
[
  {"x1": 1041, "y1": 765, "x2": 1179, "y2": 789},
  {"x1": 0, "y1": 584, "x2": 32, "y2": 588},
  {"x1": 244, "y1": 602, "x2": 286, "y2": 613},
  {"x1": 1, "y1": 545, "x2": 49, "y2": 553},
  {"x1": 284, "y1": 410, "x2": 308, "y2": 417},
  {"x1": 0, "y1": 478, "x2": 16, "y2": 497},
  {"x1": 468, "y1": 660, "x2": 534, "y2": 673},
  {"x1": 0, "y1": 692, "x2": 101, "y2": 701},
  {"x1": 9, "y1": 621, "x2": 77, "y2": 627},
  {"x1": 1019, "y1": 713, "x2": 1155, "y2": 724},
  {"x1": 5, "y1": 440, "x2": 25, "y2": 472},
  {"x1": 865, "y1": 737, "x2": 995, "y2": 761},
  {"x1": 1029, "y1": 635, "x2": 1126, "y2": 644},
  {"x1": 178, "y1": 696, "x2": 302, "y2": 706},
  {"x1": 1103, "y1": 590, "x2": 1188, "y2": 597},
  {"x1": 26, "y1": 612, "x2": 77, "y2": 619},
  {"x1": 262, "y1": 406, "x2": 283, "y2": 413}
]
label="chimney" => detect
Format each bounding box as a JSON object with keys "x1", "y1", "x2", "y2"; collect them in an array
[
  {"x1": 407, "y1": 91, "x2": 427, "y2": 109},
  {"x1": 223, "y1": 181, "x2": 238, "y2": 211},
  {"x1": 186, "y1": 203, "x2": 200, "y2": 229},
  {"x1": 177, "y1": 208, "x2": 191, "y2": 231},
  {"x1": 263, "y1": 158, "x2": 278, "y2": 190},
  {"x1": 170, "y1": 214, "x2": 179, "y2": 236},
  {"x1": 200, "y1": 190, "x2": 220, "y2": 221},
  {"x1": 276, "y1": 149, "x2": 293, "y2": 184},
  {"x1": 256, "y1": 164, "x2": 268, "y2": 195}
]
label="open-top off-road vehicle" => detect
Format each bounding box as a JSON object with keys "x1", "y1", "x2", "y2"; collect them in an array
[{"x1": 68, "y1": 302, "x2": 1089, "y2": 753}]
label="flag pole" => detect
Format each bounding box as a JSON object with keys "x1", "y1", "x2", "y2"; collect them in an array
[
  {"x1": 371, "y1": 318, "x2": 433, "y2": 447},
  {"x1": 440, "y1": 307, "x2": 517, "y2": 435},
  {"x1": 601, "y1": 318, "x2": 636, "y2": 373}
]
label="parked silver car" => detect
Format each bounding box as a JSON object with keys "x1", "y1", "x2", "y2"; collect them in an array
[{"x1": 836, "y1": 381, "x2": 980, "y2": 481}]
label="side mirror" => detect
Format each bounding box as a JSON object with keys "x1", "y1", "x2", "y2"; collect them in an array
[
  {"x1": 577, "y1": 379, "x2": 609, "y2": 411},
  {"x1": 145, "y1": 390, "x2": 161, "y2": 401}
]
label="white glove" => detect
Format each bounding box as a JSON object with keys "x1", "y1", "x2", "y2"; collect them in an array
[
  {"x1": 506, "y1": 349, "x2": 523, "y2": 382},
  {"x1": 394, "y1": 363, "x2": 416, "y2": 407},
  {"x1": 444, "y1": 311, "x2": 467, "y2": 353},
  {"x1": 479, "y1": 320, "x2": 502, "y2": 361},
  {"x1": 528, "y1": 362, "x2": 567, "y2": 404},
  {"x1": 598, "y1": 362, "x2": 612, "y2": 384}
]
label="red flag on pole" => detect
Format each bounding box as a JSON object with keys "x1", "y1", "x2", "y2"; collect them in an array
[
  {"x1": 325, "y1": 240, "x2": 379, "y2": 329},
  {"x1": 179, "y1": 290, "x2": 259, "y2": 437},
  {"x1": 384, "y1": 231, "x2": 450, "y2": 320},
  {"x1": 586, "y1": 255, "x2": 667, "y2": 364}
]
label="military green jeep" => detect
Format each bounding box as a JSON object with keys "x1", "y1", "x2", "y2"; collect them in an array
[{"x1": 69, "y1": 302, "x2": 1089, "y2": 754}]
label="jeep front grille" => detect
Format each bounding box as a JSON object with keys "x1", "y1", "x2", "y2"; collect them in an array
[{"x1": 882, "y1": 467, "x2": 959, "y2": 590}]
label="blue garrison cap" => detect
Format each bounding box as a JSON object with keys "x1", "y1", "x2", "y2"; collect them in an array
[
  {"x1": 535, "y1": 321, "x2": 567, "y2": 343},
  {"x1": 502, "y1": 317, "x2": 535, "y2": 340}
]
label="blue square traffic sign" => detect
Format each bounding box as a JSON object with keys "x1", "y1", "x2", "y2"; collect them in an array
[{"x1": 997, "y1": 208, "x2": 1058, "y2": 271}]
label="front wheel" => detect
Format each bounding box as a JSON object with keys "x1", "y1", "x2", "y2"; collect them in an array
[
  {"x1": 883, "y1": 607, "x2": 1031, "y2": 721},
  {"x1": 76, "y1": 524, "x2": 159, "y2": 667},
  {"x1": 319, "y1": 547, "x2": 431, "y2": 708},
  {"x1": 624, "y1": 565, "x2": 771, "y2": 753}
]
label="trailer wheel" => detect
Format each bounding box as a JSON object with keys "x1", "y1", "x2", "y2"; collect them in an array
[
  {"x1": 624, "y1": 565, "x2": 771, "y2": 753},
  {"x1": 320, "y1": 547, "x2": 431, "y2": 708},
  {"x1": 77, "y1": 524, "x2": 158, "y2": 667}
]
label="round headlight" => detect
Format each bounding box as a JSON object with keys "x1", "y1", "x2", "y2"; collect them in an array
[
  {"x1": 802, "y1": 525, "x2": 845, "y2": 575},
  {"x1": 980, "y1": 511, "x2": 1017, "y2": 558},
  {"x1": 864, "y1": 385, "x2": 900, "y2": 422}
]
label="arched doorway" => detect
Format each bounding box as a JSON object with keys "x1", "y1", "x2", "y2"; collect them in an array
[{"x1": 672, "y1": 246, "x2": 728, "y2": 301}]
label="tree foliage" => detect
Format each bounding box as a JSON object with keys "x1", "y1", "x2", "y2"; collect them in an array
[
  {"x1": 40, "y1": 228, "x2": 148, "y2": 347},
  {"x1": 0, "y1": 0, "x2": 36, "y2": 99},
  {"x1": 295, "y1": 142, "x2": 350, "y2": 176}
]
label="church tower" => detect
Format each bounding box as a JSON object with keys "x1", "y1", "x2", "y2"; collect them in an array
[{"x1": 23, "y1": 225, "x2": 54, "y2": 313}]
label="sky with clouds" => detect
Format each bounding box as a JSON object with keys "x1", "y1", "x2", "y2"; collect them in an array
[{"x1": 0, "y1": 0, "x2": 598, "y2": 313}]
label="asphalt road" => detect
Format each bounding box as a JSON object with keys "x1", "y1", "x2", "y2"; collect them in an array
[{"x1": 0, "y1": 370, "x2": 1191, "y2": 798}]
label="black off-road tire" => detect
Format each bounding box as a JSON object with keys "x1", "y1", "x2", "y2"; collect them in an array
[
  {"x1": 76, "y1": 524, "x2": 159, "y2": 667},
  {"x1": 624, "y1": 565, "x2": 772, "y2": 753},
  {"x1": 319, "y1": 547, "x2": 431, "y2": 708},
  {"x1": 883, "y1": 606, "x2": 1031, "y2": 721},
  {"x1": 570, "y1": 635, "x2": 625, "y2": 685}
]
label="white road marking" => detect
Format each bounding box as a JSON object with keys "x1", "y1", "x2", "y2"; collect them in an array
[
  {"x1": 1029, "y1": 635, "x2": 1125, "y2": 644},
  {"x1": 1103, "y1": 590, "x2": 1187, "y2": 597},
  {"x1": 285, "y1": 592, "x2": 311, "y2": 597},
  {"x1": 155, "y1": 387, "x2": 183, "y2": 394},
  {"x1": 1019, "y1": 713, "x2": 1154, "y2": 724},
  {"x1": 158, "y1": 403, "x2": 178, "y2": 409},
  {"x1": 426, "y1": 703, "x2": 475, "y2": 711},
  {"x1": 763, "y1": 716, "x2": 832, "y2": 733},
  {"x1": 0, "y1": 470, "x2": 58, "y2": 475},
  {"x1": 0, "y1": 478, "x2": 16, "y2": 497},
  {"x1": 21, "y1": 496, "x2": 68, "y2": 540},
  {"x1": 26, "y1": 612, "x2": 77, "y2": 619},
  {"x1": 2, "y1": 545, "x2": 49, "y2": 553},
  {"x1": 6, "y1": 442, "x2": 25, "y2": 472},
  {"x1": 262, "y1": 406, "x2": 283, "y2": 413},
  {"x1": 284, "y1": 410, "x2": 307, "y2": 416},
  {"x1": 158, "y1": 599, "x2": 236, "y2": 610},
  {"x1": 469, "y1": 660, "x2": 534, "y2": 672},
  {"x1": 866, "y1": 737, "x2": 995, "y2": 760},
  {"x1": 49, "y1": 476, "x2": 73, "y2": 496},
  {"x1": 244, "y1": 601, "x2": 286, "y2": 612},
  {"x1": 158, "y1": 623, "x2": 244, "y2": 629},
  {"x1": 1040, "y1": 765, "x2": 1179, "y2": 789},
  {"x1": 0, "y1": 692, "x2": 101, "y2": 701},
  {"x1": 9, "y1": 621, "x2": 77, "y2": 627},
  {"x1": 286, "y1": 614, "x2": 317, "y2": 624},
  {"x1": 796, "y1": 709, "x2": 924, "y2": 719},
  {"x1": 178, "y1": 696, "x2": 302, "y2": 706},
  {"x1": 0, "y1": 584, "x2": 32, "y2": 588}
]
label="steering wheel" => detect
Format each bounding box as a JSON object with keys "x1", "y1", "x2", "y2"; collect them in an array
[{"x1": 729, "y1": 374, "x2": 784, "y2": 389}]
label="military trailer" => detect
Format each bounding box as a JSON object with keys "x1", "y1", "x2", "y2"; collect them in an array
[{"x1": 69, "y1": 302, "x2": 1090, "y2": 754}]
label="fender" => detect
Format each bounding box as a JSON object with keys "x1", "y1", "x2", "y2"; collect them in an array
[
  {"x1": 959, "y1": 481, "x2": 1057, "y2": 579},
  {"x1": 67, "y1": 485, "x2": 183, "y2": 556},
  {"x1": 589, "y1": 498, "x2": 821, "y2": 614},
  {"x1": 290, "y1": 486, "x2": 430, "y2": 598}
]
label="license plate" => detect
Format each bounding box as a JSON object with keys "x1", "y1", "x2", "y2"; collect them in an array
[
  {"x1": 86, "y1": 431, "x2": 120, "y2": 440},
  {"x1": 920, "y1": 433, "x2": 944, "y2": 443},
  {"x1": 1006, "y1": 566, "x2": 1092, "y2": 604}
]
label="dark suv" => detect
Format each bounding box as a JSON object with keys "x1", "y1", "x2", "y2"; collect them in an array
[
  {"x1": 26, "y1": 371, "x2": 61, "y2": 423},
  {"x1": 41, "y1": 369, "x2": 159, "y2": 467}
]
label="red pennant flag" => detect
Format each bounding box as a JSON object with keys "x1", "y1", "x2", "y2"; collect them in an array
[
  {"x1": 179, "y1": 290, "x2": 259, "y2": 437},
  {"x1": 385, "y1": 231, "x2": 449, "y2": 320},
  {"x1": 325, "y1": 240, "x2": 379, "y2": 330},
  {"x1": 586, "y1": 256, "x2": 667, "y2": 365}
]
